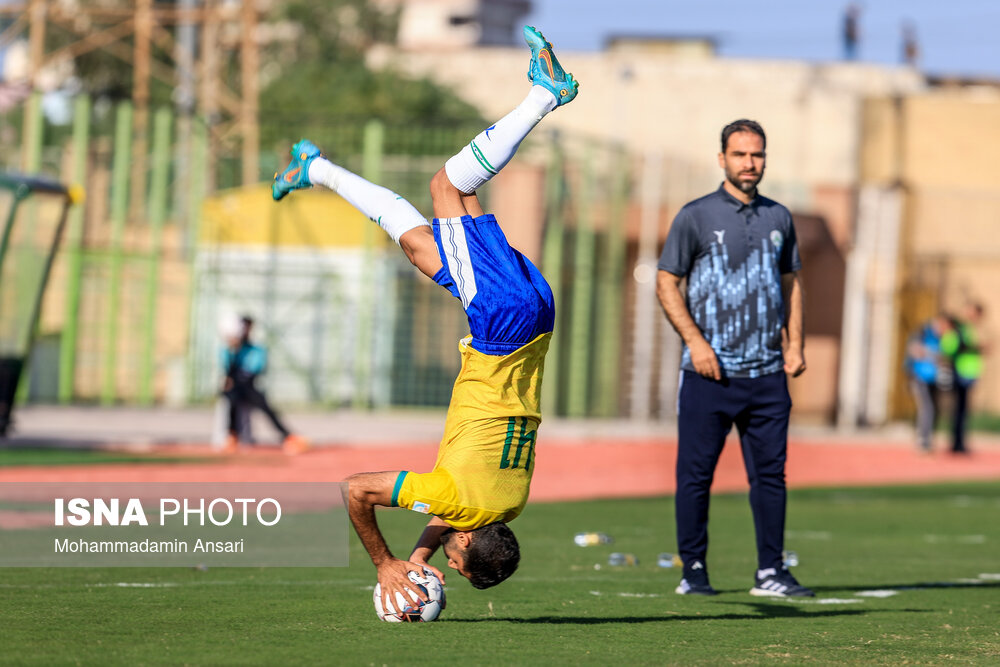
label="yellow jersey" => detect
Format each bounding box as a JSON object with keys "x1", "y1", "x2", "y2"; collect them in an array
[{"x1": 393, "y1": 331, "x2": 551, "y2": 530}]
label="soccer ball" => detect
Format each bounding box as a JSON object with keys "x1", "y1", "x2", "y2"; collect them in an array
[{"x1": 372, "y1": 567, "x2": 445, "y2": 622}]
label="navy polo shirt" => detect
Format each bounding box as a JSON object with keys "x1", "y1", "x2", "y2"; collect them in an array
[{"x1": 658, "y1": 184, "x2": 801, "y2": 378}]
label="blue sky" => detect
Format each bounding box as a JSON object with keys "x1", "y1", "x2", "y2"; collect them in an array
[{"x1": 524, "y1": 0, "x2": 1000, "y2": 79}]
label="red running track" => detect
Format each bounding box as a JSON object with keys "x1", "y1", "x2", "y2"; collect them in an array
[{"x1": 2, "y1": 437, "x2": 998, "y2": 499}]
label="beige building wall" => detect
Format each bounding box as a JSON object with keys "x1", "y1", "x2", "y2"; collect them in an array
[{"x1": 368, "y1": 41, "x2": 924, "y2": 203}]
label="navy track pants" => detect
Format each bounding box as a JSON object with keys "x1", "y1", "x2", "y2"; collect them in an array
[{"x1": 676, "y1": 370, "x2": 791, "y2": 571}]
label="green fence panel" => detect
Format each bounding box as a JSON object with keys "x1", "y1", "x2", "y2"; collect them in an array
[
  {"x1": 352, "y1": 119, "x2": 383, "y2": 409},
  {"x1": 566, "y1": 145, "x2": 596, "y2": 417},
  {"x1": 139, "y1": 107, "x2": 172, "y2": 405},
  {"x1": 59, "y1": 95, "x2": 91, "y2": 403},
  {"x1": 595, "y1": 148, "x2": 629, "y2": 417},
  {"x1": 540, "y1": 138, "x2": 566, "y2": 415},
  {"x1": 100, "y1": 102, "x2": 132, "y2": 405}
]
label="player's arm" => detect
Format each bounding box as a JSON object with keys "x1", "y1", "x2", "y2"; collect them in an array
[
  {"x1": 408, "y1": 516, "x2": 451, "y2": 584},
  {"x1": 657, "y1": 270, "x2": 720, "y2": 380},
  {"x1": 345, "y1": 471, "x2": 429, "y2": 602},
  {"x1": 781, "y1": 271, "x2": 806, "y2": 377}
]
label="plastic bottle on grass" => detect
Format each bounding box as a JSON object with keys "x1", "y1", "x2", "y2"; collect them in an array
[
  {"x1": 608, "y1": 552, "x2": 638, "y2": 566},
  {"x1": 657, "y1": 552, "x2": 682, "y2": 568},
  {"x1": 574, "y1": 532, "x2": 613, "y2": 547}
]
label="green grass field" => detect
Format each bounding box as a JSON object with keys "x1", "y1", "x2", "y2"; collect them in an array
[
  {"x1": 0, "y1": 447, "x2": 213, "y2": 467},
  {"x1": 2, "y1": 483, "x2": 998, "y2": 665}
]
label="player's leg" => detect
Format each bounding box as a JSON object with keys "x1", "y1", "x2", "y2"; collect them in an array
[
  {"x1": 432, "y1": 26, "x2": 578, "y2": 217},
  {"x1": 223, "y1": 389, "x2": 240, "y2": 452},
  {"x1": 244, "y1": 383, "x2": 290, "y2": 438},
  {"x1": 909, "y1": 377, "x2": 935, "y2": 452},
  {"x1": 951, "y1": 382, "x2": 969, "y2": 453},
  {"x1": 675, "y1": 371, "x2": 735, "y2": 595},
  {"x1": 734, "y1": 373, "x2": 790, "y2": 573},
  {"x1": 736, "y1": 373, "x2": 813, "y2": 597},
  {"x1": 273, "y1": 140, "x2": 443, "y2": 279},
  {"x1": 419, "y1": 26, "x2": 573, "y2": 340}
]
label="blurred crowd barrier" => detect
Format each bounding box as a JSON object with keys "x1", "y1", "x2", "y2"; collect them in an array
[{"x1": 2, "y1": 94, "x2": 689, "y2": 420}]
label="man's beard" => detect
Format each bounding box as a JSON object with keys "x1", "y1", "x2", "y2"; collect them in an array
[{"x1": 727, "y1": 169, "x2": 763, "y2": 194}]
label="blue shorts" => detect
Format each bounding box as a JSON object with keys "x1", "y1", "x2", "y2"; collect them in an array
[{"x1": 431, "y1": 214, "x2": 555, "y2": 356}]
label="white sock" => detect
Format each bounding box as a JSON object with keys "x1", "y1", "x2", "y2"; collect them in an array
[
  {"x1": 444, "y1": 85, "x2": 558, "y2": 194},
  {"x1": 307, "y1": 157, "x2": 429, "y2": 245}
]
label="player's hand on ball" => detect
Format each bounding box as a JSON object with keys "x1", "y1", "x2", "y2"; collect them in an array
[{"x1": 377, "y1": 558, "x2": 430, "y2": 604}]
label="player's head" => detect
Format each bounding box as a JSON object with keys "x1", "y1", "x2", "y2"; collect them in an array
[
  {"x1": 440, "y1": 522, "x2": 520, "y2": 589},
  {"x1": 239, "y1": 314, "x2": 255, "y2": 341},
  {"x1": 719, "y1": 119, "x2": 767, "y2": 196}
]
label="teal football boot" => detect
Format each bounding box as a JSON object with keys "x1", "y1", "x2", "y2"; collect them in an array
[
  {"x1": 272, "y1": 139, "x2": 321, "y2": 201},
  {"x1": 523, "y1": 25, "x2": 579, "y2": 106}
]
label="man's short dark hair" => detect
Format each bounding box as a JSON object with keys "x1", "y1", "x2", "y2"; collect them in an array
[
  {"x1": 721, "y1": 119, "x2": 766, "y2": 152},
  {"x1": 463, "y1": 522, "x2": 520, "y2": 589}
]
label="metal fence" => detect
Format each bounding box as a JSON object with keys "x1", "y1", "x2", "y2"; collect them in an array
[{"x1": 5, "y1": 94, "x2": 678, "y2": 418}]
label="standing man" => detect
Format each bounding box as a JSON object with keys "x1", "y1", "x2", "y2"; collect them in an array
[
  {"x1": 656, "y1": 119, "x2": 813, "y2": 598},
  {"x1": 271, "y1": 27, "x2": 576, "y2": 608},
  {"x1": 904, "y1": 314, "x2": 952, "y2": 453},
  {"x1": 941, "y1": 302, "x2": 986, "y2": 454},
  {"x1": 220, "y1": 315, "x2": 309, "y2": 455}
]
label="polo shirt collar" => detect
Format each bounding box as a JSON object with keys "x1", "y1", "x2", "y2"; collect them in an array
[{"x1": 717, "y1": 182, "x2": 758, "y2": 211}]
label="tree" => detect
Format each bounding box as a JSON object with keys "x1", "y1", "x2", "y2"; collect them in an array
[{"x1": 258, "y1": 0, "x2": 485, "y2": 152}]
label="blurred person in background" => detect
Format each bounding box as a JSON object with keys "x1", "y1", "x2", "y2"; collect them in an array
[
  {"x1": 657, "y1": 119, "x2": 812, "y2": 598},
  {"x1": 220, "y1": 315, "x2": 308, "y2": 455},
  {"x1": 901, "y1": 20, "x2": 920, "y2": 67},
  {"x1": 941, "y1": 302, "x2": 987, "y2": 455},
  {"x1": 843, "y1": 4, "x2": 861, "y2": 61},
  {"x1": 904, "y1": 314, "x2": 953, "y2": 453}
]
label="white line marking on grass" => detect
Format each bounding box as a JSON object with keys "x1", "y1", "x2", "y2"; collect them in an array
[
  {"x1": 790, "y1": 598, "x2": 864, "y2": 605},
  {"x1": 785, "y1": 530, "x2": 832, "y2": 540},
  {"x1": 3, "y1": 579, "x2": 373, "y2": 592},
  {"x1": 89, "y1": 583, "x2": 180, "y2": 588},
  {"x1": 855, "y1": 590, "x2": 898, "y2": 598},
  {"x1": 587, "y1": 591, "x2": 661, "y2": 598},
  {"x1": 978, "y1": 573, "x2": 1000, "y2": 580},
  {"x1": 923, "y1": 534, "x2": 986, "y2": 544}
]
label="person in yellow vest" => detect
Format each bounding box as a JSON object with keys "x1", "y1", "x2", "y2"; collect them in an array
[
  {"x1": 941, "y1": 302, "x2": 986, "y2": 454},
  {"x1": 271, "y1": 27, "x2": 577, "y2": 603}
]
